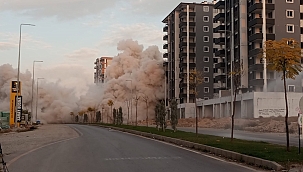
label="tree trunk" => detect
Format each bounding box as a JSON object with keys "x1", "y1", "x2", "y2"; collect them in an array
[
  {"x1": 146, "y1": 103, "x2": 148, "y2": 127},
  {"x1": 195, "y1": 98, "x2": 198, "y2": 137},
  {"x1": 136, "y1": 104, "x2": 138, "y2": 126},
  {"x1": 231, "y1": 89, "x2": 237, "y2": 141},
  {"x1": 283, "y1": 70, "x2": 290, "y2": 151}
]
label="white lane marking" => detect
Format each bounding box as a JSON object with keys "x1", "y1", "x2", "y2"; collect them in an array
[
  {"x1": 109, "y1": 128, "x2": 262, "y2": 172},
  {"x1": 104, "y1": 156, "x2": 182, "y2": 161},
  {"x1": 7, "y1": 125, "x2": 82, "y2": 167}
]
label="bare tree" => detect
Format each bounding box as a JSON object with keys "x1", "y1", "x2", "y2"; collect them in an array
[
  {"x1": 133, "y1": 94, "x2": 140, "y2": 126},
  {"x1": 142, "y1": 94, "x2": 149, "y2": 127}
]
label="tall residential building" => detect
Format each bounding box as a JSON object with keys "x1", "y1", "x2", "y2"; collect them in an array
[
  {"x1": 162, "y1": 2, "x2": 215, "y2": 117},
  {"x1": 94, "y1": 57, "x2": 113, "y2": 84},
  {"x1": 213, "y1": 0, "x2": 303, "y2": 93}
]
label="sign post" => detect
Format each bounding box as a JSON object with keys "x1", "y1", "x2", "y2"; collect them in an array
[{"x1": 9, "y1": 81, "x2": 21, "y2": 126}]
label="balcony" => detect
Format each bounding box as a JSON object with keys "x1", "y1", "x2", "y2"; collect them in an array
[
  {"x1": 179, "y1": 22, "x2": 196, "y2": 28},
  {"x1": 163, "y1": 25, "x2": 168, "y2": 32},
  {"x1": 249, "y1": 48, "x2": 261, "y2": 57},
  {"x1": 163, "y1": 34, "x2": 168, "y2": 41},
  {"x1": 249, "y1": 79, "x2": 264, "y2": 86},
  {"x1": 248, "y1": 18, "x2": 275, "y2": 28},
  {"x1": 214, "y1": 87, "x2": 226, "y2": 93},
  {"x1": 163, "y1": 43, "x2": 168, "y2": 49},
  {"x1": 179, "y1": 42, "x2": 196, "y2": 48},
  {"x1": 214, "y1": 37, "x2": 225, "y2": 45},
  {"x1": 163, "y1": 52, "x2": 168, "y2": 58},
  {"x1": 215, "y1": 62, "x2": 225, "y2": 69},
  {"x1": 179, "y1": 12, "x2": 196, "y2": 17},
  {"x1": 214, "y1": 25, "x2": 226, "y2": 33},
  {"x1": 214, "y1": 13, "x2": 225, "y2": 22},
  {"x1": 179, "y1": 93, "x2": 195, "y2": 99},
  {"x1": 215, "y1": 74, "x2": 226, "y2": 82},
  {"x1": 179, "y1": 32, "x2": 196, "y2": 38},
  {"x1": 180, "y1": 52, "x2": 196, "y2": 59},
  {"x1": 179, "y1": 62, "x2": 196, "y2": 68},
  {"x1": 214, "y1": 0, "x2": 225, "y2": 9},
  {"x1": 249, "y1": 64, "x2": 263, "y2": 71},
  {"x1": 214, "y1": 49, "x2": 225, "y2": 57},
  {"x1": 249, "y1": 33, "x2": 275, "y2": 42},
  {"x1": 179, "y1": 73, "x2": 186, "y2": 79},
  {"x1": 248, "y1": 3, "x2": 275, "y2": 13}
]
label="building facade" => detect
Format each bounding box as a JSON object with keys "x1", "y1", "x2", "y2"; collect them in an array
[
  {"x1": 163, "y1": 2, "x2": 216, "y2": 114},
  {"x1": 94, "y1": 57, "x2": 113, "y2": 84},
  {"x1": 213, "y1": 0, "x2": 303, "y2": 94}
]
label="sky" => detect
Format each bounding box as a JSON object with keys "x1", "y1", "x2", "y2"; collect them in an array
[{"x1": 0, "y1": 0, "x2": 192, "y2": 95}]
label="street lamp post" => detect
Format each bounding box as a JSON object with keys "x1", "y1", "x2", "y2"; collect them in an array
[
  {"x1": 15, "y1": 23, "x2": 35, "y2": 127},
  {"x1": 36, "y1": 78, "x2": 44, "y2": 122},
  {"x1": 126, "y1": 79, "x2": 133, "y2": 124},
  {"x1": 31, "y1": 60, "x2": 43, "y2": 123}
]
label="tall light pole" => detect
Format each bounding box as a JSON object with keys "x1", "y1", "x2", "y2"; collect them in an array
[
  {"x1": 15, "y1": 23, "x2": 35, "y2": 127},
  {"x1": 31, "y1": 60, "x2": 43, "y2": 123},
  {"x1": 36, "y1": 78, "x2": 44, "y2": 122},
  {"x1": 126, "y1": 79, "x2": 133, "y2": 124}
]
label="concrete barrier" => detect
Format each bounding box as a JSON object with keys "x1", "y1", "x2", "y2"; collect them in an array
[{"x1": 91, "y1": 124, "x2": 284, "y2": 171}]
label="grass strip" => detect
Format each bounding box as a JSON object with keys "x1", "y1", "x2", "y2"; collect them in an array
[{"x1": 98, "y1": 123, "x2": 303, "y2": 165}]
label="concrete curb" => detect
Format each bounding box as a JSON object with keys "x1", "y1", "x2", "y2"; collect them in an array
[{"x1": 92, "y1": 124, "x2": 284, "y2": 171}]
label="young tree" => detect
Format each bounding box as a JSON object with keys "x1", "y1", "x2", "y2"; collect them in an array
[
  {"x1": 262, "y1": 38, "x2": 302, "y2": 151},
  {"x1": 229, "y1": 61, "x2": 244, "y2": 141},
  {"x1": 125, "y1": 100, "x2": 130, "y2": 124},
  {"x1": 83, "y1": 114, "x2": 88, "y2": 123},
  {"x1": 159, "y1": 100, "x2": 167, "y2": 132},
  {"x1": 118, "y1": 107, "x2": 123, "y2": 125},
  {"x1": 75, "y1": 115, "x2": 79, "y2": 123},
  {"x1": 188, "y1": 69, "x2": 203, "y2": 136},
  {"x1": 170, "y1": 99, "x2": 178, "y2": 132},
  {"x1": 142, "y1": 94, "x2": 149, "y2": 127},
  {"x1": 87, "y1": 107, "x2": 94, "y2": 123},
  {"x1": 113, "y1": 108, "x2": 117, "y2": 125},
  {"x1": 133, "y1": 94, "x2": 140, "y2": 126},
  {"x1": 107, "y1": 100, "x2": 114, "y2": 124},
  {"x1": 155, "y1": 104, "x2": 160, "y2": 130},
  {"x1": 70, "y1": 112, "x2": 75, "y2": 122}
]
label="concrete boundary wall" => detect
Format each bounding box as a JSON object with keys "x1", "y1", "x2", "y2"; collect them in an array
[{"x1": 92, "y1": 124, "x2": 283, "y2": 171}]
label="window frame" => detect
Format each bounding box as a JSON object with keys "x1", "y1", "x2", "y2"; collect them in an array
[
  {"x1": 288, "y1": 85, "x2": 295, "y2": 92},
  {"x1": 203, "y1": 6, "x2": 209, "y2": 12},
  {"x1": 203, "y1": 26, "x2": 209, "y2": 32},
  {"x1": 204, "y1": 87, "x2": 209, "y2": 93},
  {"x1": 203, "y1": 36, "x2": 209, "y2": 42},
  {"x1": 203, "y1": 56, "x2": 209, "y2": 62},
  {"x1": 204, "y1": 77, "x2": 209, "y2": 83},
  {"x1": 286, "y1": 10, "x2": 294, "y2": 18},
  {"x1": 204, "y1": 67, "x2": 209, "y2": 73},
  {"x1": 286, "y1": 24, "x2": 295, "y2": 33},
  {"x1": 286, "y1": 0, "x2": 294, "y2": 3},
  {"x1": 203, "y1": 16, "x2": 209, "y2": 22},
  {"x1": 203, "y1": 46, "x2": 209, "y2": 52}
]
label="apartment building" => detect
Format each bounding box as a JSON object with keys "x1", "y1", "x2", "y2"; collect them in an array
[
  {"x1": 94, "y1": 57, "x2": 113, "y2": 84},
  {"x1": 162, "y1": 2, "x2": 215, "y2": 111},
  {"x1": 213, "y1": 0, "x2": 303, "y2": 93}
]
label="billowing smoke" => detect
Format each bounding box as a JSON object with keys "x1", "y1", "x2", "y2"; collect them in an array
[{"x1": 0, "y1": 39, "x2": 164, "y2": 123}]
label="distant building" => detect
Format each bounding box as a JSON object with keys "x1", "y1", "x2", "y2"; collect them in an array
[{"x1": 94, "y1": 57, "x2": 113, "y2": 83}]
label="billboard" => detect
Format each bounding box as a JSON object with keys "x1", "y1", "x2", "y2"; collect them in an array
[
  {"x1": 15, "y1": 96, "x2": 22, "y2": 122},
  {"x1": 9, "y1": 81, "x2": 21, "y2": 126}
]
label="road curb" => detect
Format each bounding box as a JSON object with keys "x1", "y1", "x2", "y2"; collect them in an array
[{"x1": 92, "y1": 124, "x2": 284, "y2": 171}]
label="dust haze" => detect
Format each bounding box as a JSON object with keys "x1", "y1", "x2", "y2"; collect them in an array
[{"x1": 0, "y1": 39, "x2": 164, "y2": 123}]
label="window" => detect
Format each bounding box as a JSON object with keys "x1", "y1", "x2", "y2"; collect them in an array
[
  {"x1": 204, "y1": 67, "x2": 209, "y2": 72},
  {"x1": 203, "y1": 46, "x2": 209, "y2": 52},
  {"x1": 204, "y1": 87, "x2": 209, "y2": 93},
  {"x1": 204, "y1": 97, "x2": 209, "y2": 100},
  {"x1": 301, "y1": 13, "x2": 303, "y2": 19},
  {"x1": 204, "y1": 77, "x2": 209, "y2": 83},
  {"x1": 203, "y1": 16, "x2": 209, "y2": 22},
  {"x1": 286, "y1": 10, "x2": 294, "y2": 18},
  {"x1": 287, "y1": 24, "x2": 294, "y2": 33},
  {"x1": 213, "y1": 68, "x2": 218, "y2": 73},
  {"x1": 213, "y1": 58, "x2": 218, "y2": 63},
  {"x1": 204, "y1": 56, "x2": 209, "y2": 62},
  {"x1": 203, "y1": 6, "x2": 209, "y2": 12},
  {"x1": 203, "y1": 26, "x2": 209, "y2": 32},
  {"x1": 288, "y1": 85, "x2": 295, "y2": 92},
  {"x1": 203, "y1": 36, "x2": 209, "y2": 42},
  {"x1": 286, "y1": 0, "x2": 293, "y2": 3}
]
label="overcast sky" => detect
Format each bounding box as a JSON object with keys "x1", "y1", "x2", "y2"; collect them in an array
[{"x1": 0, "y1": 0, "x2": 209, "y2": 94}]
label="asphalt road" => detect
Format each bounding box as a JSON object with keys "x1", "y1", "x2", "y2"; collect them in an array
[
  {"x1": 174, "y1": 127, "x2": 300, "y2": 147},
  {"x1": 8, "y1": 124, "x2": 259, "y2": 172}
]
